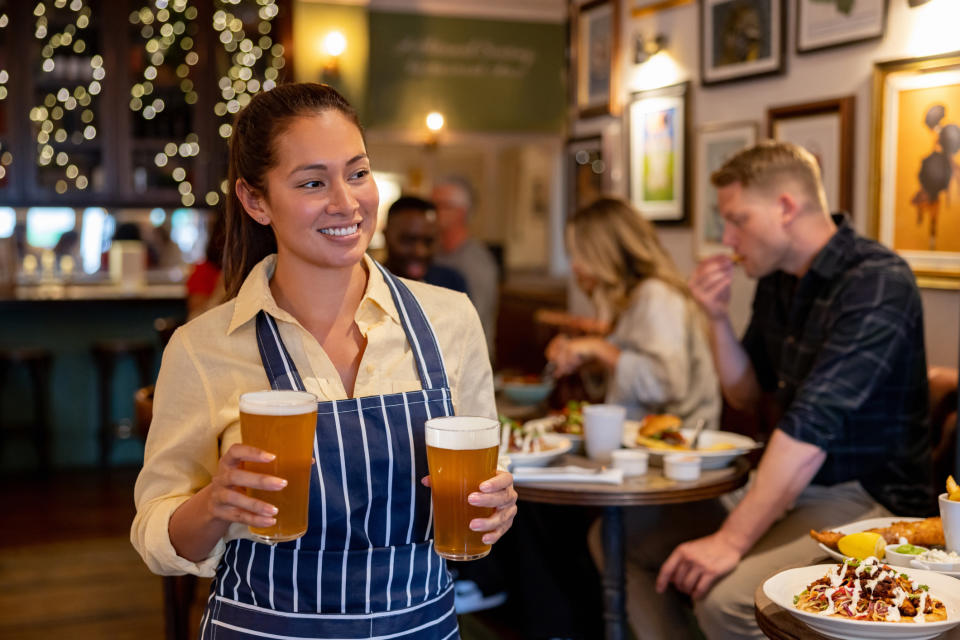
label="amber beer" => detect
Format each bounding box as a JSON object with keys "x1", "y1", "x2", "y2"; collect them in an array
[
  {"x1": 425, "y1": 416, "x2": 500, "y2": 561},
  {"x1": 240, "y1": 390, "x2": 317, "y2": 543}
]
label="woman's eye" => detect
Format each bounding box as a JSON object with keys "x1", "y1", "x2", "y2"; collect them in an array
[
  {"x1": 301, "y1": 180, "x2": 323, "y2": 188},
  {"x1": 351, "y1": 169, "x2": 369, "y2": 180}
]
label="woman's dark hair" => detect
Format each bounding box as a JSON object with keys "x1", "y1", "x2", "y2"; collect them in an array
[{"x1": 222, "y1": 83, "x2": 362, "y2": 298}]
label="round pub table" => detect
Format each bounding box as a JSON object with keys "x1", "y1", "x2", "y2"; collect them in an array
[
  {"x1": 754, "y1": 566, "x2": 960, "y2": 639},
  {"x1": 515, "y1": 455, "x2": 750, "y2": 640}
]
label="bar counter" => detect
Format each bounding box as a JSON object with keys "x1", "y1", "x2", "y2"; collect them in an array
[{"x1": 1, "y1": 281, "x2": 187, "y2": 470}]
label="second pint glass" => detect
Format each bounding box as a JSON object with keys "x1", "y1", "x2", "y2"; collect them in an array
[
  {"x1": 240, "y1": 390, "x2": 317, "y2": 543},
  {"x1": 425, "y1": 416, "x2": 500, "y2": 561}
]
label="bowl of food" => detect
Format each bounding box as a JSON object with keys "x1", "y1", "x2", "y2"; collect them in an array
[
  {"x1": 884, "y1": 542, "x2": 928, "y2": 567},
  {"x1": 501, "y1": 374, "x2": 554, "y2": 406},
  {"x1": 500, "y1": 415, "x2": 571, "y2": 468},
  {"x1": 622, "y1": 414, "x2": 759, "y2": 469}
]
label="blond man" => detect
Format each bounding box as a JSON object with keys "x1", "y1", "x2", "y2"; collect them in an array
[{"x1": 655, "y1": 141, "x2": 933, "y2": 639}]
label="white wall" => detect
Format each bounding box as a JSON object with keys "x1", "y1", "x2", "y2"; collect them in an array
[{"x1": 569, "y1": 0, "x2": 960, "y2": 367}]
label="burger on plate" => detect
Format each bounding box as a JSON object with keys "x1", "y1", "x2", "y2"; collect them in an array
[{"x1": 634, "y1": 414, "x2": 688, "y2": 450}]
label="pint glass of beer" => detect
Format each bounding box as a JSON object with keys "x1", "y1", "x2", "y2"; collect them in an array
[
  {"x1": 240, "y1": 390, "x2": 317, "y2": 543},
  {"x1": 425, "y1": 416, "x2": 500, "y2": 561}
]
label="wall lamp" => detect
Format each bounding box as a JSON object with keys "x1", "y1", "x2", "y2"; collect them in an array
[
  {"x1": 321, "y1": 30, "x2": 346, "y2": 81},
  {"x1": 425, "y1": 111, "x2": 444, "y2": 149},
  {"x1": 634, "y1": 33, "x2": 668, "y2": 64}
]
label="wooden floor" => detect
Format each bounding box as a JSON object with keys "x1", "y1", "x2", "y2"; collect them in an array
[
  {"x1": 0, "y1": 468, "x2": 520, "y2": 640},
  {"x1": 1, "y1": 469, "x2": 187, "y2": 639}
]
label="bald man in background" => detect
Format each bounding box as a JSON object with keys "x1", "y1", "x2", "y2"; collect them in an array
[{"x1": 432, "y1": 177, "x2": 500, "y2": 357}]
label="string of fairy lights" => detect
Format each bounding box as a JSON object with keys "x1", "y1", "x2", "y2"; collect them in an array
[
  {"x1": 130, "y1": 0, "x2": 202, "y2": 207},
  {"x1": 29, "y1": 0, "x2": 101, "y2": 194},
  {"x1": 18, "y1": 0, "x2": 286, "y2": 199},
  {"x1": 0, "y1": 8, "x2": 10, "y2": 181},
  {"x1": 212, "y1": 0, "x2": 284, "y2": 200}
]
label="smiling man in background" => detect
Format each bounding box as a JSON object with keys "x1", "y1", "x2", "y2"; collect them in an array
[{"x1": 383, "y1": 195, "x2": 468, "y2": 295}]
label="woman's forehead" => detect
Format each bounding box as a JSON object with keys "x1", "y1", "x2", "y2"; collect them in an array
[{"x1": 272, "y1": 111, "x2": 366, "y2": 164}]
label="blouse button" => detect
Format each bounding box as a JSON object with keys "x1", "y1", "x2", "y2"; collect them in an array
[
  {"x1": 786, "y1": 335, "x2": 795, "y2": 345},
  {"x1": 777, "y1": 380, "x2": 786, "y2": 389},
  {"x1": 366, "y1": 364, "x2": 375, "y2": 374}
]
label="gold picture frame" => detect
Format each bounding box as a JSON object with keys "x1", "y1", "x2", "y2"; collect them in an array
[{"x1": 872, "y1": 51, "x2": 960, "y2": 290}]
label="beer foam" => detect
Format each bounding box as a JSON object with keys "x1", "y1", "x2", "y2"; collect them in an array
[
  {"x1": 425, "y1": 416, "x2": 500, "y2": 450},
  {"x1": 240, "y1": 390, "x2": 317, "y2": 416}
]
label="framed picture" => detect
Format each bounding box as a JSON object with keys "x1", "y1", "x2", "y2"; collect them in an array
[
  {"x1": 572, "y1": 0, "x2": 621, "y2": 118},
  {"x1": 796, "y1": 0, "x2": 887, "y2": 54},
  {"x1": 694, "y1": 121, "x2": 758, "y2": 255},
  {"x1": 626, "y1": 82, "x2": 690, "y2": 224},
  {"x1": 566, "y1": 136, "x2": 607, "y2": 218},
  {"x1": 700, "y1": 0, "x2": 785, "y2": 86},
  {"x1": 873, "y1": 51, "x2": 960, "y2": 289},
  {"x1": 768, "y1": 96, "x2": 855, "y2": 214}
]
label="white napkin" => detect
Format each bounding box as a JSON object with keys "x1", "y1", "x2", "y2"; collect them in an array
[{"x1": 512, "y1": 465, "x2": 624, "y2": 484}]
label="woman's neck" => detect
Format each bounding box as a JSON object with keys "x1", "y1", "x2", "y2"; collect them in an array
[{"x1": 269, "y1": 253, "x2": 368, "y2": 337}]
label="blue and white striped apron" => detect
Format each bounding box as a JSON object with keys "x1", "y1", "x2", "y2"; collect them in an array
[{"x1": 199, "y1": 263, "x2": 460, "y2": 639}]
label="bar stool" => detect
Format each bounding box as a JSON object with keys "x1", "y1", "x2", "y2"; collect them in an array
[
  {"x1": 0, "y1": 347, "x2": 54, "y2": 471},
  {"x1": 91, "y1": 339, "x2": 155, "y2": 467}
]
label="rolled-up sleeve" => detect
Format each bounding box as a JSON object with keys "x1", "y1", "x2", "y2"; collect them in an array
[
  {"x1": 130, "y1": 329, "x2": 227, "y2": 577},
  {"x1": 777, "y1": 270, "x2": 918, "y2": 449}
]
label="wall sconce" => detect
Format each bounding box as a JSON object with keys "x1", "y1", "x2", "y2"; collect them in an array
[
  {"x1": 634, "y1": 33, "x2": 668, "y2": 64},
  {"x1": 321, "y1": 30, "x2": 347, "y2": 82},
  {"x1": 425, "y1": 111, "x2": 444, "y2": 149}
]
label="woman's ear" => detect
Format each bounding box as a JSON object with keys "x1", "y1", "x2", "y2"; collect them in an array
[{"x1": 236, "y1": 178, "x2": 271, "y2": 226}]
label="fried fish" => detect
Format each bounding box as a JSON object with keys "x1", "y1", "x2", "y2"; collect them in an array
[{"x1": 809, "y1": 517, "x2": 944, "y2": 550}]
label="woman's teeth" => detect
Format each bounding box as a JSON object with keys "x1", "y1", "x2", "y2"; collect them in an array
[{"x1": 319, "y1": 224, "x2": 358, "y2": 237}]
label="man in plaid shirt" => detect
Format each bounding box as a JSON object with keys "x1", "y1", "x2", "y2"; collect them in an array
[{"x1": 655, "y1": 141, "x2": 933, "y2": 639}]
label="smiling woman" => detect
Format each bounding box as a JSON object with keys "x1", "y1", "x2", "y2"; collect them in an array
[{"x1": 130, "y1": 83, "x2": 518, "y2": 640}]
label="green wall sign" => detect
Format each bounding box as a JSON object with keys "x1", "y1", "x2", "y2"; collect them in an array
[{"x1": 367, "y1": 11, "x2": 565, "y2": 133}]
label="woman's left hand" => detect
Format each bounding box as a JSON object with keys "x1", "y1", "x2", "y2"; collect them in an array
[
  {"x1": 546, "y1": 336, "x2": 620, "y2": 376},
  {"x1": 420, "y1": 471, "x2": 518, "y2": 545},
  {"x1": 468, "y1": 471, "x2": 518, "y2": 545}
]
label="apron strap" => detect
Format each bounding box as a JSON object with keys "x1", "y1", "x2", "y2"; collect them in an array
[
  {"x1": 371, "y1": 260, "x2": 449, "y2": 391},
  {"x1": 253, "y1": 260, "x2": 450, "y2": 392},
  {"x1": 255, "y1": 312, "x2": 306, "y2": 391}
]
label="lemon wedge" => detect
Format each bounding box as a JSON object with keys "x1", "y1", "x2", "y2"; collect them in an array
[{"x1": 837, "y1": 532, "x2": 885, "y2": 561}]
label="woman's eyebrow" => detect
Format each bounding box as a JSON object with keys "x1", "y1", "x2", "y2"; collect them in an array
[{"x1": 288, "y1": 154, "x2": 368, "y2": 177}]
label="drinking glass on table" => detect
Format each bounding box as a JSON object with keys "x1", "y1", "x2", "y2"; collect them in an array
[
  {"x1": 239, "y1": 390, "x2": 317, "y2": 543},
  {"x1": 425, "y1": 416, "x2": 500, "y2": 561},
  {"x1": 583, "y1": 404, "x2": 626, "y2": 463}
]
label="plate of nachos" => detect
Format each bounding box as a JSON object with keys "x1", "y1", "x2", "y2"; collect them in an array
[{"x1": 763, "y1": 558, "x2": 960, "y2": 639}]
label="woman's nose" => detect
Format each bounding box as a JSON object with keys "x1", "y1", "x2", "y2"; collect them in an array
[{"x1": 325, "y1": 178, "x2": 358, "y2": 214}]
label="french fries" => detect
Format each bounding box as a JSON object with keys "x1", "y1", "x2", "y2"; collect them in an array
[{"x1": 946, "y1": 475, "x2": 960, "y2": 501}]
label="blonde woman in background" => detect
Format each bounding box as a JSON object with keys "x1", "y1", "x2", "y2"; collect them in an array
[
  {"x1": 548, "y1": 197, "x2": 725, "y2": 640},
  {"x1": 546, "y1": 196, "x2": 720, "y2": 428}
]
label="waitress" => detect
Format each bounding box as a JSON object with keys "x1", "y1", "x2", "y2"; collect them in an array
[{"x1": 131, "y1": 83, "x2": 517, "y2": 639}]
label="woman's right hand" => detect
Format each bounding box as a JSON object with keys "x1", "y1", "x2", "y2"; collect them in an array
[
  {"x1": 688, "y1": 255, "x2": 734, "y2": 321},
  {"x1": 205, "y1": 444, "x2": 287, "y2": 529}
]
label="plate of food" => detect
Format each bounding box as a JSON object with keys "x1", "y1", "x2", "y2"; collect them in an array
[
  {"x1": 499, "y1": 415, "x2": 571, "y2": 468},
  {"x1": 809, "y1": 517, "x2": 944, "y2": 563},
  {"x1": 763, "y1": 558, "x2": 960, "y2": 639},
  {"x1": 621, "y1": 414, "x2": 759, "y2": 469},
  {"x1": 524, "y1": 401, "x2": 587, "y2": 453}
]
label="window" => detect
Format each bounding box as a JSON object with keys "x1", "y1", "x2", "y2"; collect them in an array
[
  {"x1": 26, "y1": 207, "x2": 76, "y2": 249},
  {"x1": 80, "y1": 208, "x2": 111, "y2": 274},
  {"x1": 0, "y1": 207, "x2": 14, "y2": 238}
]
